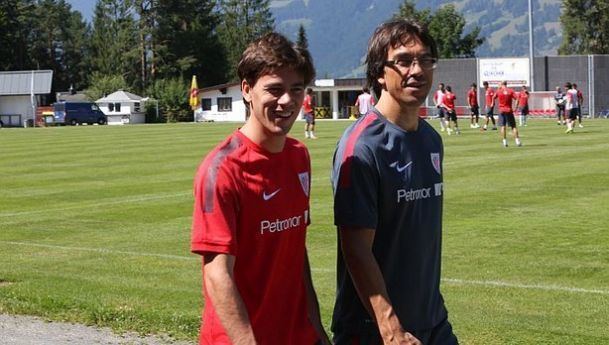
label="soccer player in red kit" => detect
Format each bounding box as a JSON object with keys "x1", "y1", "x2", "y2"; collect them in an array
[
  {"x1": 517, "y1": 85, "x2": 529, "y2": 126},
  {"x1": 482, "y1": 81, "x2": 497, "y2": 131},
  {"x1": 493, "y1": 81, "x2": 522, "y2": 147},
  {"x1": 191, "y1": 33, "x2": 330, "y2": 345},
  {"x1": 444, "y1": 85, "x2": 460, "y2": 135},
  {"x1": 467, "y1": 83, "x2": 480, "y2": 128}
]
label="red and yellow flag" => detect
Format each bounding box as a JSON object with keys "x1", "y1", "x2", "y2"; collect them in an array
[{"x1": 189, "y1": 75, "x2": 199, "y2": 110}]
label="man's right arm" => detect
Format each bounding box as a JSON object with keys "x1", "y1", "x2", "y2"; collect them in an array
[
  {"x1": 340, "y1": 226, "x2": 421, "y2": 345},
  {"x1": 203, "y1": 253, "x2": 257, "y2": 345}
]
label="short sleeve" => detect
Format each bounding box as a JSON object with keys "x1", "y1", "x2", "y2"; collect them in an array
[
  {"x1": 191, "y1": 162, "x2": 239, "y2": 256},
  {"x1": 333, "y1": 144, "x2": 379, "y2": 229}
]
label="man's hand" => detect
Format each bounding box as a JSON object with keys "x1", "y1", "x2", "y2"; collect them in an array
[{"x1": 381, "y1": 331, "x2": 421, "y2": 345}]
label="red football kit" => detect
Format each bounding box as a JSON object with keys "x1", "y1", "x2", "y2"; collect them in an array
[
  {"x1": 467, "y1": 89, "x2": 478, "y2": 107},
  {"x1": 444, "y1": 92, "x2": 456, "y2": 110},
  {"x1": 485, "y1": 88, "x2": 495, "y2": 108},
  {"x1": 518, "y1": 91, "x2": 529, "y2": 107},
  {"x1": 302, "y1": 94, "x2": 313, "y2": 113},
  {"x1": 496, "y1": 88, "x2": 515, "y2": 113},
  {"x1": 191, "y1": 130, "x2": 319, "y2": 345}
]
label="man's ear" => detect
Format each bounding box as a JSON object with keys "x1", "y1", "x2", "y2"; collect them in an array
[
  {"x1": 377, "y1": 76, "x2": 386, "y2": 90},
  {"x1": 242, "y1": 80, "x2": 252, "y2": 103}
]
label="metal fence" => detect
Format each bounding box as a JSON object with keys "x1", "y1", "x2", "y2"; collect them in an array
[{"x1": 426, "y1": 55, "x2": 609, "y2": 117}]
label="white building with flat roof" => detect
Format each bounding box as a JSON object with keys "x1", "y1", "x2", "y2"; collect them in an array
[{"x1": 0, "y1": 70, "x2": 53, "y2": 127}]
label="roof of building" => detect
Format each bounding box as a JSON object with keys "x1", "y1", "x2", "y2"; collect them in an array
[
  {"x1": 200, "y1": 82, "x2": 240, "y2": 93},
  {"x1": 0, "y1": 70, "x2": 53, "y2": 95},
  {"x1": 96, "y1": 90, "x2": 143, "y2": 103}
]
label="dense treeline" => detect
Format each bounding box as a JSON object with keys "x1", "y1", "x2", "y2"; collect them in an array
[{"x1": 0, "y1": 0, "x2": 273, "y2": 121}]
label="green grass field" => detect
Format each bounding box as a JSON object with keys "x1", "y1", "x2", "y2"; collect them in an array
[{"x1": 1, "y1": 119, "x2": 608, "y2": 344}]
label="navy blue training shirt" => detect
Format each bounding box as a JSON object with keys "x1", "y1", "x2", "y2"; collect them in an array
[{"x1": 331, "y1": 109, "x2": 448, "y2": 335}]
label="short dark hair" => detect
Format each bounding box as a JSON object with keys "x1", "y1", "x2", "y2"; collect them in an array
[
  {"x1": 366, "y1": 19, "x2": 438, "y2": 97},
  {"x1": 446, "y1": 85, "x2": 452, "y2": 92},
  {"x1": 238, "y1": 32, "x2": 315, "y2": 100},
  {"x1": 363, "y1": 86, "x2": 370, "y2": 93},
  {"x1": 306, "y1": 87, "x2": 313, "y2": 94},
  {"x1": 565, "y1": 82, "x2": 572, "y2": 89},
  {"x1": 471, "y1": 82, "x2": 477, "y2": 88},
  {"x1": 483, "y1": 81, "x2": 489, "y2": 87}
]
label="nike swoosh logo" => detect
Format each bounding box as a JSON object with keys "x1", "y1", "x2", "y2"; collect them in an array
[
  {"x1": 391, "y1": 161, "x2": 413, "y2": 172},
  {"x1": 263, "y1": 189, "x2": 281, "y2": 201}
]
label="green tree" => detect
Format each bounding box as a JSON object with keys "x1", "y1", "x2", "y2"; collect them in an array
[
  {"x1": 90, "y1": 0, "x2": 139, "y2": 89},
  {"x1": 153, "y1": 0, "x2": 227, "y2": 86},
  {"x1": 217, "y1": 0, "x2": 275, "y2": 80},
  {"x1": 26, "y1": 0, "x2": 90, "y2": 92},
  {"x1": 146, "y1": 77, "x2": 190, "y2": 122},
  {"x1": 394, "y1": 1, "x2": 484, "y2": 58},
  {"x1": 296, "y1": 24, "x2": 308, "y2": 49},
  {"x1": 0, "y1": 0, "x2": 34, "y2": 70},
  {"x1": 559, "y1": 0, "x2": 609, "y2": 54},
  {"x1": 84, "y1": 73, "x2": 128, "y2": 101}
]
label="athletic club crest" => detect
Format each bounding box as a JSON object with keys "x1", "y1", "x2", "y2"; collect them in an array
[
  {"x1": 430, "y1": 153, "x2": 441, "y2": 175},
  {"x1": 298, "y1": 172, "x2": 310, "y2": 196}
]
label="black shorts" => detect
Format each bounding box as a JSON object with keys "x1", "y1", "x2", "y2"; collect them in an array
[
  {"x1": 518, "y1": 106, "x2": 529, "y2": 115},
  {"x1": 437, "y1": 107, "x2": 446, "y2": 118},
  {"x1": 470, "y1": 105, "x2": 479, "y2": 116},
  {"x1": 334, "y1": 318, "x2": 458, "y2": 345},
  {"x1": 568, "y1": 108, "x2": 578, "y2": 120},
  {"x1": 485, "y1": 106, "x2": 494, "y2": 118},
  {"x1": 447, "y1": 110, "x2": 457, "y2": 122},
  {"x1": 498, "y1": 112, "x2": 517, "y2": 128}
]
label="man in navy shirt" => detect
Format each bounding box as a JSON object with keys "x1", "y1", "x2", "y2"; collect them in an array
[{"x1": 331, "y1": 19, "x2": 458, "y2": 345}]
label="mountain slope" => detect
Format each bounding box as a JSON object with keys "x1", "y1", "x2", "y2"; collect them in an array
[{"x1": 272, "y1": 0, "x2": 563, "y2": 77}]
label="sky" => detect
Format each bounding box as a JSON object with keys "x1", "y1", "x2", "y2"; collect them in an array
[{"x1": 67, "y1": 0, "x2": 94, "y2": 22}]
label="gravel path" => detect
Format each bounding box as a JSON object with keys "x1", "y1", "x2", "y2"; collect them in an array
[{"x1": 0, "y1": 314, "x2": 196, "y2": 345}]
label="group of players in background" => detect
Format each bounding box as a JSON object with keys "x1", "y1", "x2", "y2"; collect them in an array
[{"x1": 432, "y1": 80, "x2": 584, "y2": 147}]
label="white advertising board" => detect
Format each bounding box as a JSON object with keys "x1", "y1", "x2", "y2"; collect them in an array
[{"x1": 479, "y1": 58, "x2": 530, "y2": 87}]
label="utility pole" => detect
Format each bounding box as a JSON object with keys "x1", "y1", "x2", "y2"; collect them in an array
[{"x1": 528, "y1": 0, "x2": 535, "y2": 91}]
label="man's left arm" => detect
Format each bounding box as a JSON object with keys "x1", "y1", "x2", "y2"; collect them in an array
[{"x1": 303, "y1": 249, "x2": 331, "y2": 345}]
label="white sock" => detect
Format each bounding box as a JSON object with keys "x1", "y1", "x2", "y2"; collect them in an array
[
  {"x1": 502, "y1": 139, "x2": 508, "y2": 146},
  {"x1": 516, "y1": 138, "x2": 521, "y2": 145}
]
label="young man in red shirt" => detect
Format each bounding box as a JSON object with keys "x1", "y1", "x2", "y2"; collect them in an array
[
  {"x1": 444, "y1": 85, "x2": 460, "y2": 135},
  {"x1": 191, "y1": 33, "x2": 330, "y2": 345},
  {"x1": 517, "y1": 85, "x2": 529, "y2": 127},
  {"x1": 482, "y1": 81, "x2": 497, "y2": 131},
  {"x1": 467, "y1": 83, "x2": 480, "y2": 128},
  {"x1": 493, "y1": 81, "x2": 522, "y2": 147},
  {"x1": 302, "y1": 87, "x2": 317, "y2": 138}
]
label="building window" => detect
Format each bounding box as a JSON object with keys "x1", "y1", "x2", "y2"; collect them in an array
[
  {"x1": 115, "y1": 103, "x2": 121, "y2": 112},
  {"x1": 134, "y1": 102, "x2": 140, "y2": 112},
  {"x1": 217, "y1": 97, "x2": 232, "y2": 112},
  {"x1": 108, "y1": 103, "x2": 114, "y2": 112},
  {"x1": 202, "y1": 98, "x2": 212, "y2": 111}
]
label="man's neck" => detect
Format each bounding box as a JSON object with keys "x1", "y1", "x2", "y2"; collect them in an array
[
  {"x1": 239, "y1": 121, "x2": 286, "y2": 153},
  {"x1": 375, "y1": 97, "x2": 420, "y2": 132}
]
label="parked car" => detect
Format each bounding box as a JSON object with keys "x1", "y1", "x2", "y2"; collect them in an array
[{"x1": 53, "y1": 101, "x2": 107, "y2": 125}]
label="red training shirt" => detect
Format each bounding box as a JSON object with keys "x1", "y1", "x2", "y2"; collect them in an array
[
  {"x1": 485, "y1": 88, "x2": 495, "y2": 108},
  {"x1": 302, "y1": 94, "x2": 313, "y2": 113},
  {"x1": 496, "y1": 87, "x2": 515, "y2": 113},
  {"x1": 467, "y1": 89, "x2": 478, "y2": 107},
  {"x1": 444, "y1": 92, "x2": 456, "y2": 110},
  {"x1": 518, "y1": 91, "x2": 529, "y2": 107},
  {"x1": 191, "y1": 130, "x2": 319, "y2": 345}
]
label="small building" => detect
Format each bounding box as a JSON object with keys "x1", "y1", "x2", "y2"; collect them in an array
[
  {"x1": 195, "y1": 82, "x2": 245, "y2": 122},
  {"x1": 96, "y1": 90, "x2": 146, "y2": 125},
  {"x1": 0, "y1": 70, "x2": 53, "y2": 127}
]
